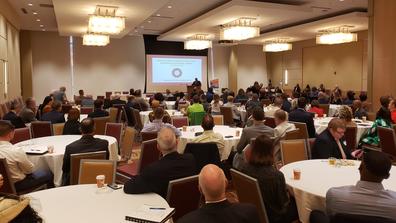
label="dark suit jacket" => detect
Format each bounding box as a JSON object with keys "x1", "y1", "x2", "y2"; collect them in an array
[
  {"x1": 110, "y1": 99, "x2": 126, "y2": 107},
  {"x1": 288, "y1": 108, "x2": 316, "y2": 138},
  {"x1": 87, "y1": 109, "x2": 109, "y2": 118},
  {"x1": 312, "y1": 129, "x2": 352, "y2": 159},
  {"x1": 61, "y1": 135, "x2": 109, "y2": 185},
  {"x1": 3, "y1": 111, "x2": 26, "y2": 128},
  {"x1": 178, "y1": 200, "x2": 260, "y2": 223},
  {"x1": 123, "y1": 152, "x2": 196, "y2": 198},
  {"x1": 41, "y1": 110, "x2": 65, "y2": 124},
  {"x1": 62, "y1": 120, "x2": 81, "y2": 135},
  {"x1": 236, "y1": 123, "x2": 274, "y2": 153}
]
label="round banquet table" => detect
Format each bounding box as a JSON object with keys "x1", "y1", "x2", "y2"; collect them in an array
[
  {"x1": 140, "y1": 109, "x2": 184, "y2": 125},
  {"x1": 280, "y1": 160, "x2": 396, "y2": 223},
  {"x1": 328, "y1": 104, "x2": 341, "y2": 117},
  {"x1": 314, "y1": 117, "x2": 373, "y2": 144},
  {"x1": 15, "y1": 135, "x2": 118, "y2": 187},
  {"x1": 165, "y1": 101, "x2": 176, "y2": 110},
  {"x1": 177, "y1": 125, "x2": 242, "y2": 161},
  {"x1": 27, "y1": 184, "x2": 169, "y2": 223}
]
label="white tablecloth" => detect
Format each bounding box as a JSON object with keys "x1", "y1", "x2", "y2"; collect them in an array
[
  {"x1": 64, "y1": 114, "x2": 88, "y2": 121},
  {"x1": 165, "y1": 101, "x2": 176, "y2": 110},
  {"x1": 314, "y1": 117, "x2": 372, "y2": 144},
  {"x1": 328, "y1": 104, "x2": 341, "y2": 117},
  {"x1": 15, "y1": 135, "x2": 118, "y2": 186},
  {"x1": 140, "y1": 110, "x2": 184, "y2": 125},
  {"x1": 28, "y1": 184, "x2": 169, "y2": 223},
  {"x1": 280, "y1": 160, "x2": 396, "y2": 223},
  {"x1": 238, "y1": 107, "x2": 247, "y2": 121},
  {"x1": 177, "y1": 125, "x2": 242, "y2": 161}
]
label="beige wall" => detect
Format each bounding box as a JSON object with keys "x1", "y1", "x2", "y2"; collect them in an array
[
  {"x1": 267, "y1": 31, "x2": 368, "y2": 92},
  {"x1": 209, "y1": 46, "x2": 230, "y2": 90},
  {"x1": 0, "y1": 0, "x2": 20, "y2": 29}
]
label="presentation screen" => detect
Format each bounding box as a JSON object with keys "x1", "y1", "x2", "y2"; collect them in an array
[{"x1": 146, "y1": 54, "x2": 207, "y2": 92}]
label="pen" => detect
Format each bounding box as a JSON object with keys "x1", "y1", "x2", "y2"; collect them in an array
[{"x1": 149, "y1": 207, "x2": 166, "y2": 210}]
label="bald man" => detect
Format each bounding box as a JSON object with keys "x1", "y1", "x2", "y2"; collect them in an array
[
  {"x1": 178, "y1": 164, "x2": 260, "y2": 223},
  {"x1": 123, "y1": 127, "x2": 196, "y2": 198}
]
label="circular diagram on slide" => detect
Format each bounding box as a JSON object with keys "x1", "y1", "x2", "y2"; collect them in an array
[{"x1": 171, "y1": 68, "x2": 183, "y2": 78}]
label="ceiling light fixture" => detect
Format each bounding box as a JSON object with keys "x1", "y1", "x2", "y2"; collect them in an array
[
  {"x1": 263, "y1": 39, "x2": 292, "y2": 52},
  {"x1": 88, "y1": 5, "x2": 125, "y2": 35},
  {"x1": 167, "y1": 5, "x2": 172, "y2": 9},
  {"x1": 316, "y1": 26, "x2": 357, "y2": 45},
  {"x1": 36, "y1": 19, "x2": 41, "y2": 22},
  {"x1": 40, "y1": 24, "x2": 44, "y2": 27},
  {"x1": 156, "y1": 14, "x2": 161, "y2": 16},
  {"x1": 184, "y1": 34, "x2": 212, "y2": 50},
  {"x1": 83, "y1": 33, "x2": 110, "y2": 46},
  {"x1": 28, "y1": 3, "x2": 33, "y2": 6},
  {"x1": 33, "y1": 12, "x2": 38, "y2": 15},
  {"x1": 220, "y1": 17, "x2": 260, "y2": 41}
]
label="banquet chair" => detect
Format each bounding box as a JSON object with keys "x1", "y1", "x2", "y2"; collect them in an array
[
  {"x1": 264, "y1": 117, "x2": 276, "y2": 128},
  {"x1": 166, "y1": 175, "x2": 200, "y2": 222},
  {"x1": 307, "y1": 138, "x2": 316, "y2": 159},
  {"x1": 141, "y1": 131, "x2": 158, "y2": 142},
  {"x1": 318, "y1": 104, "x2": 330, "y2": 116},
  {"x1": 96, "y1": 96, "x2": 105, "y2": 100},
  {"x1": 31, "y1": 121, "x2": 53, "y2": 138},
  {"x1": 132, "y1": 109, "x2": 143, "y2": 132},
  {"x1": 105, "y1": 92, "x2": 112, "y2": 100},
  {"x1": 92, "y1": 116, "x2": 110, "y2": 135},
  {"x1": 109, "y1": 107, "x2": 119, "y2": 123},
  {"x1": 53, "y1": 123, "x2": 65, "y2": 135},
  {"x1": 61, "y1": 104, "x2": 72, "y2": 114},
  {"x1": 377, "y1": 127, "x2": 396, "y2": 158},
  {"x1": 345, "y1": 126, "x2": 357, "y2": 151},
  {"x1": 280, "y1": 139, "x2": 308, "y2": 165},
  {"x1": 171, "y1": 117, "x2": 189, "y2": 128},
  {"x1": 184, "y1": 143, "x2": 221, "y2": 173},
  {"x1": 78, "y1": 160, "x2": 116, "y2": 185},
  {"x1": 230, "y1": 169, "x2": 270, "y2": 223},
  {"x1": 0, "y1": 158, "x2": 17, "y2": 194},
  {"x1": 367, "y1": 112, "x2": 376, "y2": 121},
  {"x1": 331, "y1": 213, "x2": 396, "y2": 223},
  {"x1": 81, "y1": 99, "x2": 94, "y2": 107},
  {"x1": 284, "y1": 129, "x2": 303, "y2": 140},
  {"x1": 122, "y1": 91, "x2": 129, "y2": 95},
  {"x1": 105, "y1": 123, "x2": 123, "y2": 147},
  {"x1": 70, "y1": 151, "x2": 107, "y2": 185},
  {"x1": 289, "y1": 121, "x2": 309, "y2": 139},
  {"x1": 220, "y1": 106, "x2": 234, "y2": 126},
  {"x1": 190, "y1": 111, "x2": 206, "y2": 126},
  {"x1": 212, "y1": 115, "x2": 224, "y2": 125},
  {"x1": 10, "y1": 127, "x2": 31, "y2": 144},
  {"x1": 80, "y1": 107, "x2": 94, "y2": 115},
  {"x1": 120, "y1": 127, "x2": 136, "y2": 160}
]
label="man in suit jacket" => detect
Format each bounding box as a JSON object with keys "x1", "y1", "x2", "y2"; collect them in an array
[
  {"x1": 312, "y1": 118, "x2": 352, "y2": 159},
  {"x1": 61, "y1": 118, "x2": 109, "y2": 185},
  {"x1": 236, "y1": 107, "x2": 274, "y2": 153},
  {"x1": 288, "y1": 97, "x2": 316, "y2": 138},
  {"x1": 178, "y1": 164, "x2": 260, "y2": 223},
  {"x1": 109, "y1": 93, "x2": 126, "y2": 107},
  {"x1": 41, "y1": 101, "x2": 65, "y2": 124},
  {"x1": 88, "y1": 99, "x2": 109, "y2": 118},
  {"x1": 19, "y1": 97, "x2": 37, "y2": 123},
  {"x1": 123, "y1": 127, "x2": 196, "y2": 198},
  {"x1": 3, "y1": 102, "x2": 25, "y2": 128}
]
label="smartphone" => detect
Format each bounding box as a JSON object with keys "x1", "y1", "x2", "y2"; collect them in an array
[
  {"x1": 108, "y1": 184, "x2": 122, "y2": 190},
  {"x1": 224, "y1": 135, "x2": 233, "y2": 138}
]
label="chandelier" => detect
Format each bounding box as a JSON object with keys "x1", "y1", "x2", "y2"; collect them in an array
[
  {"x1": 82, "y1": 33, "x2": 110, "y2": 46},
  {"x1": 220, "y1": 17, "x2": 260, "y2": 41},
  {"x1": 184, "y1": 34, "x2": 212, "y2": 50},
  {"x1": 316, "y1": 26, "x2": 357, "y2": 45},
  {"x1": 263, "y1": 39, "x2": 292, "y2": 52},
  {"x1": 88, "y1": 5, "x2": 125, "y2": 35}
]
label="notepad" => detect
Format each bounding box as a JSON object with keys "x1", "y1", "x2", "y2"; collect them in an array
[
  {"x1": 20, "y1": 145, "x2": 48, "y2": 155},
  {"x1": 125, "y1": 205, "x2": 175, "y2": 223}
]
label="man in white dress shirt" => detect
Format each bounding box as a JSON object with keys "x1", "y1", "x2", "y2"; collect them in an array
[
  {"x1": 264, "y1": 97, "x2": 283, "y2": 117},
  {"x1": 274, "y1": 109, "x2": 296, "y2": 138}
]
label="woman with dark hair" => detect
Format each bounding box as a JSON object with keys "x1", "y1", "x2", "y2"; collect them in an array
[
  {"x1": 39, "y1": 95, "x2": 53, "y2": 115},
  {"x1": 360, "y1": 106, "x2": 392, "y2": 147},
  {"x1": 241, "y1": 135, "x2": 298, "y2": 223},
  {"x1": 62, "y1": 108, "x2": 81, "y2": 135},
  {"x1": 235, "y1": 88, "x2": 248, "y2": 103},
  {"x1": 308, "y1": 100, "x2": 324, "y2": 117}
]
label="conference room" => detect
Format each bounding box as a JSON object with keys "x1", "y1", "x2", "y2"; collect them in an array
[{"x1": 0, "y1": 0, "x2": 396, "y2": 222}]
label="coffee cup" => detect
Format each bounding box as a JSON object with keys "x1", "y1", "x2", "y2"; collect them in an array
[
  {"x1": 182, "y1": 126, "x2": 187, "y2": 132},
  {"x1": 96, "y1": 175, "x2": 105, "y2": 188},
  {"x1": 47, "y1": 145, "x2": 54, "y2": 154},
  {"x1": 362, "y1": 116, "x2": 367, "y2": 122},
  {"x1": 235, "y1": 130, "x2": 240, "y2": 137},
  {"x1": 293, "y1": 169, "x2": 301, "y2": 180},
  {"x1": 323, "y1": 114, "x2": 327, "y2": 118}
]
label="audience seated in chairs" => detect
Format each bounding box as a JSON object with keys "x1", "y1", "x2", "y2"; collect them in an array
[
  {"x1": 184, "y1": 95, "x2": 204, "y2": 123},
  {"x1": 360, "y1": 105, "x2": 392, "y2": 147},
  {"x1": 210, "y1": 94, "x2": 223, "y2": 115},
  {"x1": 310, "y1": 151, "x2": 396, "y2": 223},
  {"x1": 0, "y1": 121, "x2": 54, "y2": 193},
  {"x1": 192, "y1": 114, "x2": 225, "y2": 160},
  {"x1": 131, "y1": 89, "x2": 149, "y2": 111},
  {"x1": 337, "y1": 105, "x2": 356, "y2": 127},
  {"x1": 40, "y1": 101, "x2": 65, "y2": 124},
  {"x1": 273, "y1": 109, "x2": 296, "y2": 161},
  {"x1": 264, "y1": 97, "x2": 282, "y2": 117},
  {"x1": 308, "y1": 100, "x2": 324, "y2": 117},
  {"x1": 178, "y1": 164, "x2": 260, "y2": 223},
  {"x1": 223, "y1": 96, "x2": 241, "y2": 125},
  {"x1": 312, "y1": 118, "x2": 352, "y2": 159},
  {"x1": 37, "y1": 95, "x2": 53, "y2": 117},
  {"x1": 61, "y1": 118, "x2": 109, "y2": 186},
  {"x1": 241, "y1": 135, "x2": 298, "y2": 223},
  {"x1": 88, "y1": 99, "x2": 109, "y2": 118},
  {"x1": 109, "y1": 93, "x2": 126, "y2": 107},
  {"x1": 62, "y1": 108, "x2": 81, "y2": 135},
  {"x1": 3, "y1": 102, "x2": 25, "y2": 129},
  {"x1": 20, "y1": 97, "x2": 37, "y2": 124},
  {"x1": 142, "y1": 107, "x2": 181, "y2": 137},
  {"x1": 352, "y1": 100, "x2": 368, "y2": 119},
  {"x1": 123, "y1": 127, "x2": 196, "y2": 198},
  {"x1": 288, "y1": 97, "x2": 316, "y2": 138}
]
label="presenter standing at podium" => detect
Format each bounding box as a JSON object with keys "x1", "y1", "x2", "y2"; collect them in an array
[{"x1": 192, "y1": 78, "x2": 202, "y2": 87}]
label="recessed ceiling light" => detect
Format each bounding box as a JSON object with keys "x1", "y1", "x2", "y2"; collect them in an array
[
  {"x1": 33, "y1": 12, "x2": 38, "y2": 15},
  {"x1": 36, "y1": 19, "x2": 41, "y2": 22},
  {"x1": 140, "y1": 25, "x2": 144, "y2": 28},
  {"x1": 40, "y1": 24, "x2": 44, "y2": 27},
  {"x1": 42, "y1": 29, "x2": 46, "y2": 31},
  {"x1": 167, "y1": 5, "x2": 172, "y2": 9},
  {"x1": 134, "y1": 30, "x2": 138, "y2": 33},
  {"x1": 28, "y1": 3, "x2": 33, "y2": 6},
  {"x1": 156, "y1": 14, "x2": 161, "y2": 16},
  {"x1": 148, "y1": 20, "x2": 151, "y2": 23}
]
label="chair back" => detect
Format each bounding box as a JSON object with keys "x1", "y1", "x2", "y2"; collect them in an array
[
  {"x1": 264, "y1": 117, "x2": 276, "y2": 128},
  {"x1": 307, "y1": 138, "x2": 316, "y2": 159},
  {"x1": 78, "y1": 159, "x2": 116, "y2": 185},
  {"x1": 171, "y1": 117, "x2": 189, "y2": 128},
  {"x1": 331, "y1": 213, "x2": 396, "y2": 223},
  {"x1": 212, "y1": 115, "x2": 224, "y2": 125},
  {"x1": 80, "y1": 107, "x2": 94, "y2": 114},
  {"x1": 97, "y1": 96, "x2": 105, "y2": 100},
  {"x1": 108, "y1": 107, "x2": 118, "y2": 123},
  {"x1": 0, "y1": 158, "x2": 16, "y2": 194},
  {"x1": 92, "y1": 116, "x2": 110, "y2": 135},
  {"x1": 138, "y1": 139, "x2": 160, "y2": 173},
  {"x1": 120, "y1": 127, "x2": 136, "y2": 159},
  {"x1": 61, "y1": 104, "x2": 72, "y2": 114},
  {"x1": 70, "y1": 151, "x2": 107, "y2": 185},
  {"x1": 280, "y1": 139, "x2": 308, "y2": 165},
  {"x1": 141, "y1": 131, "x2": 158, "y2": 142},
  {"x1": 367, "y1": 112, "x2": 376, "y2": 121},
  {"x1": 132, "y1": 108, "x2": 143, "y2": 131},
  {"x1": 284, "y1": 128, "x2": 303, "y2": 140},
  {"x1": 122, "y1": 91, "x2": 129, "y2": 95},
  {"x1": 105, "y1": 123, "x2": 123, "y2": 146},
  {"x1": 318, "y1": 104, "x2": 330, "y2": 116},
  {"x1": 378, "y1": 127, "x2": 396, "y2": 157},
  {"x1": 184, "y1": 143, "x2": 220, "y2": 173},
  {"x1": 105, "y1": 92, "x2": 112, "y2": 99},
  {"x1": 10, "y1": 127, "x2": 31, "y2": 144},
  {"x1": 31, "y1": 121, "x2": 53, "y2": 138},
  {"x1": 289, "y1": 121, "x2": 309, "y2": 139},
  {"x1": 220, "y1": 106, "x2": 234, "y2": 126},
  {"x1": 53, "y1": 123, "x2": 65, "y2": 135},
  {"x1": 166, "y1": 175, "x2": 200, "y2": 222},
  {"x1": 81, "y1": 99, "x2": 95, "y2": 107},
  {"x1": 345, "y1": 126, "x2": 357, "y2": 151},
  {"x1": 230, "y1": 169, "x2": 269, "y2": 223},
  {"x1": 190, "y1": 111, "x2": 206, "y2": 125}
]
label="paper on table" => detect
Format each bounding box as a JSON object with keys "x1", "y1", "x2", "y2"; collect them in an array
[{"x1": 125, "y1": 205, "x2": 175, "y2": 223}]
